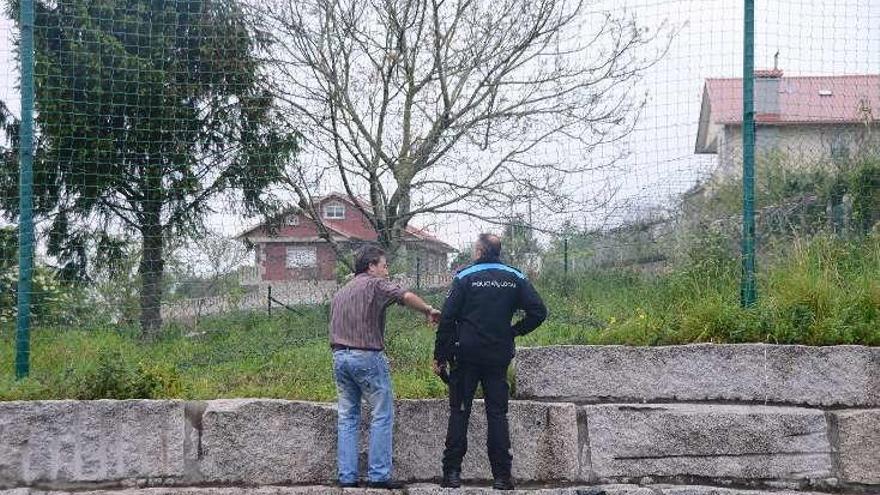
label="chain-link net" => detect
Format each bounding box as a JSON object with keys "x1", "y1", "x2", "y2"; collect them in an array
[{"x1": 1, "y1": 0, "x2": 878, "y2": 399}]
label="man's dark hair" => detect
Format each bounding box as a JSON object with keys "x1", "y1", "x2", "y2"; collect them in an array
[
  {"x1": 354, "y1": 245, "x2": 386, "y2": 274},
  {"x1": 477, "y1": 233, "x2": 502, "y2": 260}
]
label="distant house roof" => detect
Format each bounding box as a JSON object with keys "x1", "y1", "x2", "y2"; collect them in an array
[
  {"x1": 696, "y1": 73, "x2": 880, "y2": 153},
  {"x1": 236, "y1": 192, "x2": 456, "y2": 253}
]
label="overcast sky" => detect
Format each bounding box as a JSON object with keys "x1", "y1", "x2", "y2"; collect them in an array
[{"x1": 1, "y1": 0, "x2": 878, "y2": 255}]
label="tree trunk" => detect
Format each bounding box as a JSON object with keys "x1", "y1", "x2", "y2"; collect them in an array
[{"x1": 139, "y1": 201, "x2": 165, "y2": 338}]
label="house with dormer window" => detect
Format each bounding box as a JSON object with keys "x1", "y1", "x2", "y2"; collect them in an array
[
  {"x1": 236, "y1": 193, "x2": 456, "y2": 284},
  {"x1": 695, "y1": 70, "x2": 880, "y2": 180}
]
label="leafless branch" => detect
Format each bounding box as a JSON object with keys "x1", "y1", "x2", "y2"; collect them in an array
[{"x1": 250, "y1": 0, "x2": 676, "y2": 249}]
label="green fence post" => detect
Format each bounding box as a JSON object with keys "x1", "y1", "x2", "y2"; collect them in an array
[
  {"x1": 15, "y1": 0, "x2": 36, "y2": 379},
  {"x1": 741, "y1": 0, "x2": 758, "y2": 307},
  {"x1": 563, "y1": 237, "x2": 569, "y2": 276}
]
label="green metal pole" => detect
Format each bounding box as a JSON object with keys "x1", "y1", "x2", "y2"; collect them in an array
[
  {"x1": 563, "y1": 238, "x2": 569, "y2": 276},
  {"x1": 15, "y1": 0, "x2": 35, "y2": 379},
  {"x1": 741, "y1": 0, "x2": 757, "y2": 307}
]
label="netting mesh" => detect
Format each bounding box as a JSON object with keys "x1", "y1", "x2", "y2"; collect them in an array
[{"x1": 1, "y1": 0, "x2": 878, "y2": 398}]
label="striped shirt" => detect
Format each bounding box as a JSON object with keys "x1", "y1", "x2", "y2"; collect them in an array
[{"x1": 329, "y1": 273, "x2": 408, "y2": 351}]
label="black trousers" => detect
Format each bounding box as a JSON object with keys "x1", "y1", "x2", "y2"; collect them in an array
[{"x1": 441, "y1": 361, "x2": 512, "y2": 478}]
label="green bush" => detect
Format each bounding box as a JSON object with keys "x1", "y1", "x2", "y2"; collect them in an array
[
  {"x1": 849, "y1": 158, "x2": 880, "y2": 234},
  {"x1": 1, "y1": 233, "x2": 877, "y2": 402},
  {"x1": 0, "y1": 375, "x2": 53, "y2": 401},
  {"x1": 0, "y1": 264, "x2": 82, "y2": 327},
  {"x1": 75, "y1": 350, "x2": 182, "y2": 399}
]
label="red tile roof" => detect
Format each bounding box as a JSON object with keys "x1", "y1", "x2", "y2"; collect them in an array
[
  {"x1": 238, "y1": 192, "x2": 456, "y2": 252},
  {"x1": 321, "y1": 193, "x2": 455, "y2": 250},
  {"x1": 705, "y1": 74, "x2": 880, "y2": 125}
]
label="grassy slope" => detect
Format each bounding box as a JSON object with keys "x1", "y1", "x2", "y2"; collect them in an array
[{"x1": 2, "y1": 234, "x2": 878, "y2": 401}]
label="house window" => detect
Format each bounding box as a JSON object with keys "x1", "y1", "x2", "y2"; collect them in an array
[
  {"x1": 284, "y1": 214, "x2": 299, "y2": 226},
  {"x1": 323, "y1": 202, "x2": 345, "y2": 220},
  {"x1": 286, "y1": 246, "x2": 317, "y2": 268}
]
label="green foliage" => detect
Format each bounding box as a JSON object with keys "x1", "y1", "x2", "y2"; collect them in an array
[
  {"x1": 0, "y1": 226, "x2": 14, "y2": 270},
  {"x1": 0, "y1": 236, "x2": 82, "y2": 329},
  {"x1": 0, "y1": 0, "x2": 297, "y2": 332},
  {"x1": 1, "y1": 234, "x2": 876, "y2": 401},
  {"x1": 849, "y1": 158, "x2": 880, "y2": 234},
  {"x1": 696, "y1": 153, "x2": 831, "y2": 217},
  {"x1": 525, "y1": 233, "x2": 880, "y2": 348},
  {"x1": 75, "y1": 350, "x2": 182, "y2": 400},
  {"x1": 686, "y1": 155, "x2": 879, "y2": 239},
  {"x1": 335, "y1": 259, "x2": 354, "y2": 284}
]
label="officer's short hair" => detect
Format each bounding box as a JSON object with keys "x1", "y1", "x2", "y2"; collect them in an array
[
  {"x1": 478, "y1": 233, "x2": 502, "y2": 259},
  {"x1": 354, "y1": 245, "x2": 386, "y2": 274}
]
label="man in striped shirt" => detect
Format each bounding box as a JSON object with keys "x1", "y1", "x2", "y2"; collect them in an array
[{"x1": 330, "y1": 244, "x2": 440, "y2": 489}]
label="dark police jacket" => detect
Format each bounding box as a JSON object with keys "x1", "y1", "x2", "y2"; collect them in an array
[{"x1": 434, "y1": 258, "x2": 548, "y2": 366}]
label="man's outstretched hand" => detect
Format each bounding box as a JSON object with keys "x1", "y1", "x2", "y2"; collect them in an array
[{"x1": 427, "y1": 307, "x2": 441, "y2": 325}]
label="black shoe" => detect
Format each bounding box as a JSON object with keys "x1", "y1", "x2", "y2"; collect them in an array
[
  {"x1": 337, "y1": 480, "x2": 359, "y2": 488},
  {"x1": 366, "y1": 479, "x2": 405, "y2": 489},
  {"x1": 441, "y1": 469, "x2": 462, "y2": 488},
  {"x1": 492, "y1": 476, "x2": 515, "y2": 490}
]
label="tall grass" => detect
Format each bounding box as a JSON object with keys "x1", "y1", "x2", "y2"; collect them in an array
[
  {"x1": 527, "y1": 232, "x2": 879, "y2": 347},
  {"x1": 1, "y1": 234, "x2": 877, "y2": 401}
]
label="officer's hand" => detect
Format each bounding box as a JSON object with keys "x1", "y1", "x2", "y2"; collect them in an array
[{"x1": 432, "y1": 359, "x2": 447, "y2": 377}]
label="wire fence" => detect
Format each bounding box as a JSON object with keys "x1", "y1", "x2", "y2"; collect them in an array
[{"x1": 0, "y1": 0, "x2": 878, "y2": 388}]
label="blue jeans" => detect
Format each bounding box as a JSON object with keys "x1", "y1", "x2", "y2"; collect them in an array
[{"x1": 333, "y1": 349, "x2": 394, "y2": 484}]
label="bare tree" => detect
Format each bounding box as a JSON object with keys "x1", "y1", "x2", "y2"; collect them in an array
[{"x1": 256, "y1": 0, "x2": 675, "y2": 254}]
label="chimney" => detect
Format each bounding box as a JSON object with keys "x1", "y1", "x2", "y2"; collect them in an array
[{"x1": 754, "y1": 68, "x2": 782, "y2": 117}]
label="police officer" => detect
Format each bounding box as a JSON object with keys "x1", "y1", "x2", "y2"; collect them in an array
[{"x1": 433, "y1": 233, "x2": 548, "y2": 490}]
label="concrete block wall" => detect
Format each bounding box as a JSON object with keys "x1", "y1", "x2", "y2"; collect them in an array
[{"x1": 1, "y1": 345, "x2": 878, "y2": 494}]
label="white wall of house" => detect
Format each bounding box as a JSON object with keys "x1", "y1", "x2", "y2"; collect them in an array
[
  {"x1": 403, "y1": 248, "x2": 448, "y2": 273},
  {"x1": 716, "y1": 123, "x2": 879, "y2": 178}
]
